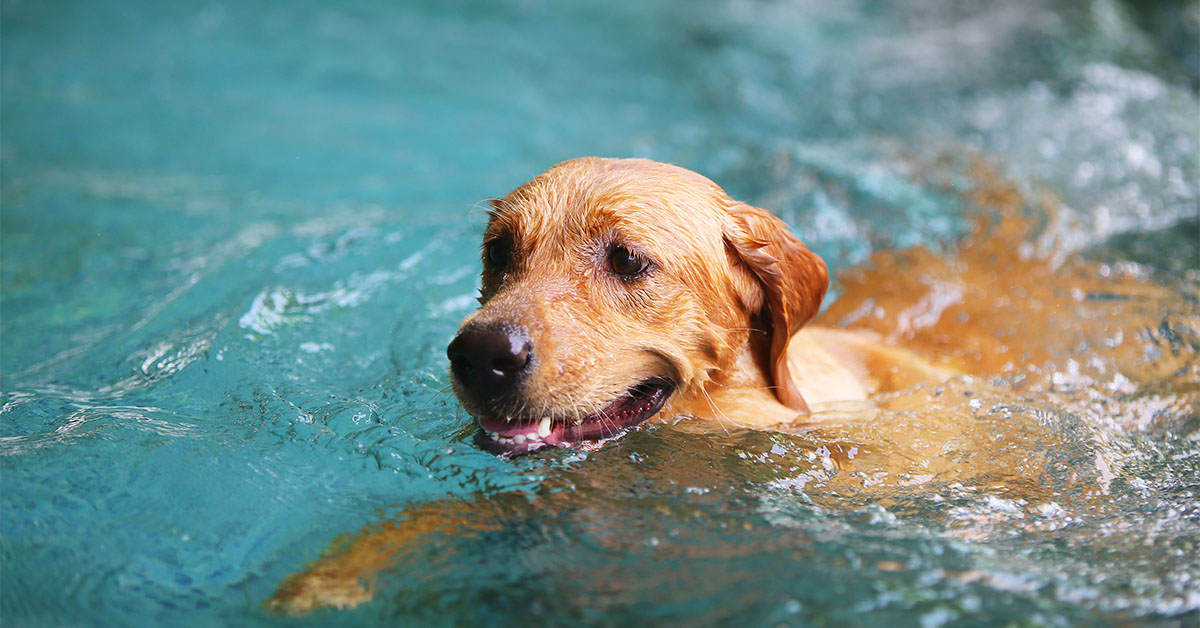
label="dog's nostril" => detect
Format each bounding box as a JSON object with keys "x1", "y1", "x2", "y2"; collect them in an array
[
  {"x1": 447, "y1": 325, "x2": 532, "y2": 397},
  {"x1": 446, "y1": 344, "x2": 469, "y2": 372},
  {"x1": 490, "y1": 339, "x2": 530, "y2": 375}
]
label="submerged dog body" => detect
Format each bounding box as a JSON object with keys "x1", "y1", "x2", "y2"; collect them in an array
[{"x1": 447, "y1": 157, "x2": 951, "y2": 454}]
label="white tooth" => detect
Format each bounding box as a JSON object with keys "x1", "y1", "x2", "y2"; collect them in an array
[
  {"x1": 538, "y1": 418, "x2": 552, "y2": 437},
  {"x1": 513, "y1": 434, "x2": 526, "y2": 444}
]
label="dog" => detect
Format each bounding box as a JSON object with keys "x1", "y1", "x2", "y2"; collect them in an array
[
  {"x1": 267, "y1": 157, "x2": 1182, "y2": 614},
  {"x1": 446, "y1": 157, "x2": 954, "y2": 456}
]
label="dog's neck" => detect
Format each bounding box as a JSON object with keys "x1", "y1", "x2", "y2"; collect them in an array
[
  {"x1": 664, "y1": 324, "x2": 928, "y2": 430},
  {"x1": 663, "y1": 314, "x2": 801, "y2": 429}
]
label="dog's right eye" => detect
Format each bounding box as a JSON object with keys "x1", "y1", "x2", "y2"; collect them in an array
[
  {"x1": 608, "y1": 245, "x2": 650, "y2": 277},
  {"x1": 484, "y1": 237, "x2": 512, "y2": 269}
]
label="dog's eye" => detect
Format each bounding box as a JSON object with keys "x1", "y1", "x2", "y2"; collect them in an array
[
  {"x1": 484, "y1": 237, "x2": 512, "y2": 269},
  {"x1": 608, "y1": 245, "x2": 649, "y2": 277}
]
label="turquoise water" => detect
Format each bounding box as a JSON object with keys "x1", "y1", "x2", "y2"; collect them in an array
[{"x1": 2, "y1": 1, "x2": 1198, "y2": 626}]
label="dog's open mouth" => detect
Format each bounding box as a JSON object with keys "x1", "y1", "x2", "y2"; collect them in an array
[{"x1": 474, "y1": 377, "x2": 674, "y2": 456}]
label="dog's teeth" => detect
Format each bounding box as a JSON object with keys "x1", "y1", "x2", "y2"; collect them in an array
[
  {"x1": 513, "y1": 434, "x2": 526, "y2": 444},
  {"x1": 538, "y1": 418, "x2": 552, "y2": 437}
]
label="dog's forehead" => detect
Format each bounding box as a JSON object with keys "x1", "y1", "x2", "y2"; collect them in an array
[{"x1": 490, "y1": 158, "x2": 730, "y2": 245}]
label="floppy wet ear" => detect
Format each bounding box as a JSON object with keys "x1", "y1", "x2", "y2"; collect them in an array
[{"x1": 724, "y1": 202, "x2": 829, "y2": 413}]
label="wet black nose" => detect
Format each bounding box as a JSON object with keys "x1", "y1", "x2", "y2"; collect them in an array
[{"x1": 447, "y1": 324, "x2": 532, "y2": 404}]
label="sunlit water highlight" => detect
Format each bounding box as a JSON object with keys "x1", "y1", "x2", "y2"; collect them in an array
[{"x1": 2, "y1": 1, "x2": 1197, "y2": 626}]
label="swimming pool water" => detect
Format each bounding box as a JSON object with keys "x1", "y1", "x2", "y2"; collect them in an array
[{"x1": 2, "y1": 1, "x2": 1198, "y2": 626}]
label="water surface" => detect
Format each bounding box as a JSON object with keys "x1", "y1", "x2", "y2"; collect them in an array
[{"x1": 2, "y1": 1, "x2": 1198, "y2": 626}]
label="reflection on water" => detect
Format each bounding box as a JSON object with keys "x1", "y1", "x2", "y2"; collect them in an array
[{"x1": 2, "y1": 0, "x2": 1197, "y2": 625}]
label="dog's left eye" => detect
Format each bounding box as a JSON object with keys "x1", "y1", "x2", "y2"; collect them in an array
[
  {"x1": 608, "y1": 245, "x2": 649, "y2": 277},
  {"x1": 484, "y1": 237, "x2": 512, "y2": 269}
]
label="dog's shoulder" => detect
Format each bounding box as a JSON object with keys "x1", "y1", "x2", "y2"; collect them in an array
[{"x1": 789, "y1": 327, "x2": 960, "y2": 404}]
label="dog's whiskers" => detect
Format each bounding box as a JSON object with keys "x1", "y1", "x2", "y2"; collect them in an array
[{"x1": 699, "y1": 386, "x2": 733, "y2": 437}]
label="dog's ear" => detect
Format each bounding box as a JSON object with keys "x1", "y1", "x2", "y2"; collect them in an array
[{"x1": 724, "y1": 202, "x2": 828, "y2": 413}]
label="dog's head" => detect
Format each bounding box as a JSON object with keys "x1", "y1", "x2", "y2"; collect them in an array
[{"x1": 447, "y1": 158, "x2": 827, "y2": 455}]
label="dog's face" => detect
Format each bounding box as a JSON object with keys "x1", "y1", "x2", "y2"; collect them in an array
[{"x1": 447, "y1": 158, "x2": 827, "y2": 455}]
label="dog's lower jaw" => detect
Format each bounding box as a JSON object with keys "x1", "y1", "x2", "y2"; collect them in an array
[{"x1": 474, "y1": 377, "x2": 676, "y2": 456}]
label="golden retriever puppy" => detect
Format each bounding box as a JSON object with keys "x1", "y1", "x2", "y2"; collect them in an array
[{"x1": 446, "y1": 157, "x2": 951, "y2": 455}]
